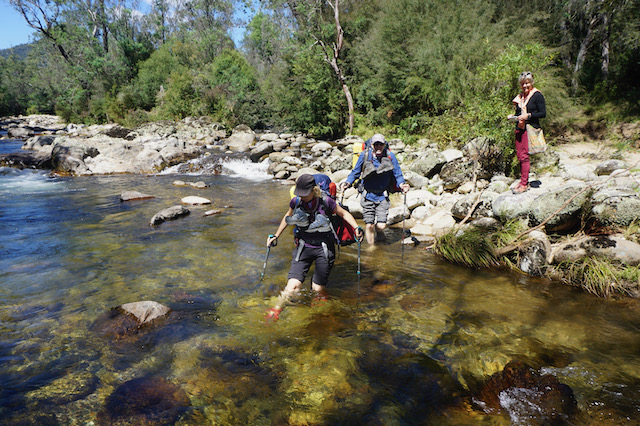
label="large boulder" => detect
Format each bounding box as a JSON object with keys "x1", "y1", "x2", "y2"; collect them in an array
[
  {"x1": 451, "y1": 192, "x2": 498, "y2": 220},
  {"x1": 551, "y1": 236, "x2": 640, "y2": 266},
  {"x1": 527, "y1": 183, "x2": 591, "y2": 233},
  {"x1": 249, "y1": 141, "x2": 274, "y2": 162},
  {"x1": 588, "y1": 188, "x2": 640, "y2": 227},
  {"x1": 225, "y1": 126, "x2": 255, "y2": 152}
]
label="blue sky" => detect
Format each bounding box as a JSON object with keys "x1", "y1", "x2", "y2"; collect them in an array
[
  {"x1": 0, "y1": 0, "x2": 249, "y2": 51},
  {"x1": 0, "y1": 1, "x2": 37, "y2": 50}
]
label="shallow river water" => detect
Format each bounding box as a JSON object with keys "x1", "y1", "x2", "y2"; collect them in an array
[{"x1": 1, "y1": 141, "x2": 639, "y2": 424}]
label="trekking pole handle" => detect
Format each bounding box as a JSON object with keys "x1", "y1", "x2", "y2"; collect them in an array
[{"x1": 268, "y1": 234, "x2": 278, "y2": 247}]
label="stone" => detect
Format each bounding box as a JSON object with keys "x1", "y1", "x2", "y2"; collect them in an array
[
  {"x1": 181, "y1": 196, "x2": 211, "y2": 205},
  {"x1": 120, "y1": 301, "x2": 171, "y2": 324},
  {"x1": 150, "y1": 205, "x2": 190, "y2": 226},
  {"x1": 120, "y1": 191, "x2": 155, "y2": 202}
]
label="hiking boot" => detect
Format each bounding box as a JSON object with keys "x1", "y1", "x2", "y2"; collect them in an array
[
  {"x1": 286, "y1": 208, "x2": 309, "y2": 227},
  {"x1": 512, "y1": 183, "x2": 529, "y2": 194},
  {"x1": 265, "y1": 307, "x2": 282, "y2": 323},
  {"x1": 306, "y1": 214, "x2": 331, "y2": 233}
]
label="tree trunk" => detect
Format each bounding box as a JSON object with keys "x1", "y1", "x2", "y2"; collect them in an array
[
  {"x1": 571, "y1": 14, "x2": 600, "y2": 95},
  {"x1": 601, "y1": 12, "x2": 610, "y2": 80},
  {"x1": 325, "y1": 0, "x2": 355, "y2": 134}
]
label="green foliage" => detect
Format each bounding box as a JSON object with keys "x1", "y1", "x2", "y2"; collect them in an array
[
  {"x1": 203, "y1": 49, "x2": 266, "y2": 128},
  {"x1": 131, "y1": 43, "x2": 186, "y2": 110},
  {"x1": 156, "y1": 70, "x2": 197, "y2": 120}
]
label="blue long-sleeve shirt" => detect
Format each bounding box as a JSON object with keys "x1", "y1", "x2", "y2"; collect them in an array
[{"x1": 346, "y1": 150, "x2": 406, "y2": 202}]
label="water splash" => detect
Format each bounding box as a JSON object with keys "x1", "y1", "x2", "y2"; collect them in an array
[
  {"x1": 160, "y1": 153, "x2": 271, "y2": 181},
  {"x1": 0, "y1": 169, "x2": 65, "y2": 195}
]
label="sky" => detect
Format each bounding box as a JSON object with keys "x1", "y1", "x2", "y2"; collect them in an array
[
  {"x1": 0, "y1": 1, "x2": 37, "y2": 50},
  {"x1": 0, "y1": 0, "x2": 250, "y2": 51}
]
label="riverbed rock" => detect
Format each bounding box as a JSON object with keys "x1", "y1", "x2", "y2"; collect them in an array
[
  {"x1": 595, "y1": 159, "x2": 627, "y2": 176},
  {"x1": 150, "y1": 205, "x2": 190, "y2": 226},
  {"x1": 0, "y1": 151, "x2": 52, "y2": 169},
  {"x1": 97, "y1": 376, "x2": 190, "y2": 425},
  {"x1": 551, "y1": 235, "x2": 640, "y2": 266},
  {"x1": 225, "y1": 126, "x2": 255, "y2": 152},
  {"x1": 518, "y1": 230, "x2": 552, "y2": 276},
  {"x1": 181, "y1": 196, "x2": 211, "y2": 205},
  {"x1": 249, "y1": 141, "x2": 274, "y2": 162},
  {"x1": 451, "y1": 192, "x2": 497, "y2": 220},
  {"x1": 528, "y1": 183, "x2": 591, "y2": 233},
  {"x1": 588, "y1": 188, "x2": 640, "y2": 227},
  {"x1": 121, "y1": 301, "x2": 171, "y2": 324},
  {"x1": 475, "y1": 361, "x2": 577, "y2": 423},
  {"x1": 120, "y1": 191, "x2": 155, "y2": 202}
]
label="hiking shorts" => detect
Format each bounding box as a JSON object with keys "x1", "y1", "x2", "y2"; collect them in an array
[
  {"x1": 361, "y1": 197, "x2": 390, "y2": 224},
  {"x1": 287, "y1": 243, "x2": 336, "y2": 286}
]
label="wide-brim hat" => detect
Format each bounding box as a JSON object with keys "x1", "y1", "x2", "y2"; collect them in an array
[{"x1": 294, "y1": 173, "x2": 316, "y2": 197}]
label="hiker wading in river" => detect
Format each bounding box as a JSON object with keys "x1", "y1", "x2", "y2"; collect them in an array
[
  {"x1": 266, "y1": 174, "x2": 363, "y2": 321},
  {"x1": 341, "y1": 133, "x2": 409, "y2": 245}
]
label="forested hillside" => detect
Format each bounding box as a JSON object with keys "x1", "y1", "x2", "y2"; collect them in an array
[{"x1": 1, "y1": 0, "x2": 638, "y2": 147}]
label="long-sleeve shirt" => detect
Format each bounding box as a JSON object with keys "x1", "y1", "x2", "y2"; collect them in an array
[
  {"x1": 346, "y1": 150, "x2": 406, "y2": 203},
  {"x1": 515, "y1": 91, "x2": 546, "y2": 129}
]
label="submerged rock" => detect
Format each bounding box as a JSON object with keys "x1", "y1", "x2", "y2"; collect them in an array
[
  {"x1": 475, "y1": 361, "x2": 577, "y2": 423},
  {"x1": 97, "y1": 376, "x2": 190, "y2": 425}
]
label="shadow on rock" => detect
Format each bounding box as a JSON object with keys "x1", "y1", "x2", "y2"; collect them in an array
[{"x1": 97, "y1": 376, "x2": 190, "y2": 425}]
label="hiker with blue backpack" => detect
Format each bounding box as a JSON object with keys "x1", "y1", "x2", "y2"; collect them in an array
[
  {"x1": 340, "y1": 133, "x2": 410, "y2": 245},
  {"x1": 266, "y1": 174, "x2": 363, "y2": 321}
]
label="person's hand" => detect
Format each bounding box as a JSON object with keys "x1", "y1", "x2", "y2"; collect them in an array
[
  {"x1": 267, "y1": 234, "x2": 278, "y2": 247},
  {"x1": 355, "y1": 226, "x2": 364, "y2": 243},
  {"x1": 340, "y1": 181, "x2": 350, "y2": 192},
  {"x1": 400, "y1": 183, "x2": 410, "y2": 193}
]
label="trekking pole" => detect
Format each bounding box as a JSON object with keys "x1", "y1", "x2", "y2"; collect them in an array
[
  {"x1": 258, "y1": 235, "x2": 277, "y2": 283},
  {"x1": 401, "y1": 191, "x2": 407, "y2": 255},
  {"x1": 357, "y1": 237, "x2": 361, "y2": 296}
]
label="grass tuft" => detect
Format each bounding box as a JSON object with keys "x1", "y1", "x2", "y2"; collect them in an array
[{"x1": 434, "y1": 228, "x2": 498, "y2": 269}]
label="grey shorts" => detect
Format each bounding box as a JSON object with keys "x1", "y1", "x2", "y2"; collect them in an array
[{"x1": 361, "y1": 197, "x2": 390, "y2": 224}]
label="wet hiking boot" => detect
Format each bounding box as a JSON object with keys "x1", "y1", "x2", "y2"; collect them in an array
[
  {"x1": 306, "y1": 214, "x2": 332, "y2": 233},
  {"x1": 285, "y1": 208, "x2": 309, "y2": 227},
  {"x1": 265, "y1": 307, "x2": 282, "y2": 323}
]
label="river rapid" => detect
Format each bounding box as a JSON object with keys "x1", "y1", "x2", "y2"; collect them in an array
[{"x1": 1, "y1": 138, "x2": 639, "y2": 424}]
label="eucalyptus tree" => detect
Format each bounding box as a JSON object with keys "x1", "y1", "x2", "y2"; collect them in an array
[
  {"x1": 173, "y1": 0, "x2": 235, "y2": 63},
  {"x1": 261, "y1": 0, "x2": 360, "y2": 135}
]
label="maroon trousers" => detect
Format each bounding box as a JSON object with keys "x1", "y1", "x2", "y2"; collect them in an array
[{"x1": 515, "y1": 128, "x2": 530, "y2": 187}]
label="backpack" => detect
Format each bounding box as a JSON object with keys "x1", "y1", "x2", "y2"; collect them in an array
[{"x1": 293, "y1": 195, "x2": 356, "y2": 246}]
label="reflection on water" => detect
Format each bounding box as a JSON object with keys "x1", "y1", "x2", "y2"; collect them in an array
[{"x1": 1, "y1": 161, "x2": 640, "y2": 424}]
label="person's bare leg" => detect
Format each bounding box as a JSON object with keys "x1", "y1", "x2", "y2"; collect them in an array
[
  {"x1": 375, "y1": 222, "x2": 387, "y2": 241},
  {"x1": 272, "y1": 278, "x2": 303, "y2": 311},
  {"x1": 365, "y1": 223, "x2": 376, "y2": 245}
]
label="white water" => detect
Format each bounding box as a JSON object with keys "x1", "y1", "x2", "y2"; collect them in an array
[{"x1": 159, "y1": 155, "x2": 271, "y2": 181}]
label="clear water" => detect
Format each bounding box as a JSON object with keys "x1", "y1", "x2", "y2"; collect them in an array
[{"x1": 1, "y1": 143, "x2": 639, "y2": 424}]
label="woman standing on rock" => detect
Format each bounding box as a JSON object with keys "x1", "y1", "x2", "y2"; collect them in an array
[
  {"x1": 511, "y1": 71, "x2": 546, "y2": 194},
  {"x1": 265, "y1": 174, "x2": 363, "y2": 321}
]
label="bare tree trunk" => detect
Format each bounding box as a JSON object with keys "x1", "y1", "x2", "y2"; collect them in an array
[
  {"x1": 571, "y1": 14, "x2": 600, "y2": 95},
  {"x1": 601, "y1": 12, "x2": 609, "y2": 80},
  {"x1": 319, "y1": 0, "x2": 355, "y2": 134}
]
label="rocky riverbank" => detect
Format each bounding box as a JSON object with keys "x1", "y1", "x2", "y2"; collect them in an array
[{"x1": 2, "y1": 114, "x2": 640, "y2": 296}]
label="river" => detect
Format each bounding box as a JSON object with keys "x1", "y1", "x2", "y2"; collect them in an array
[{"x1": 1, "y1": 138, "x2": 639, "y2": 424}]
